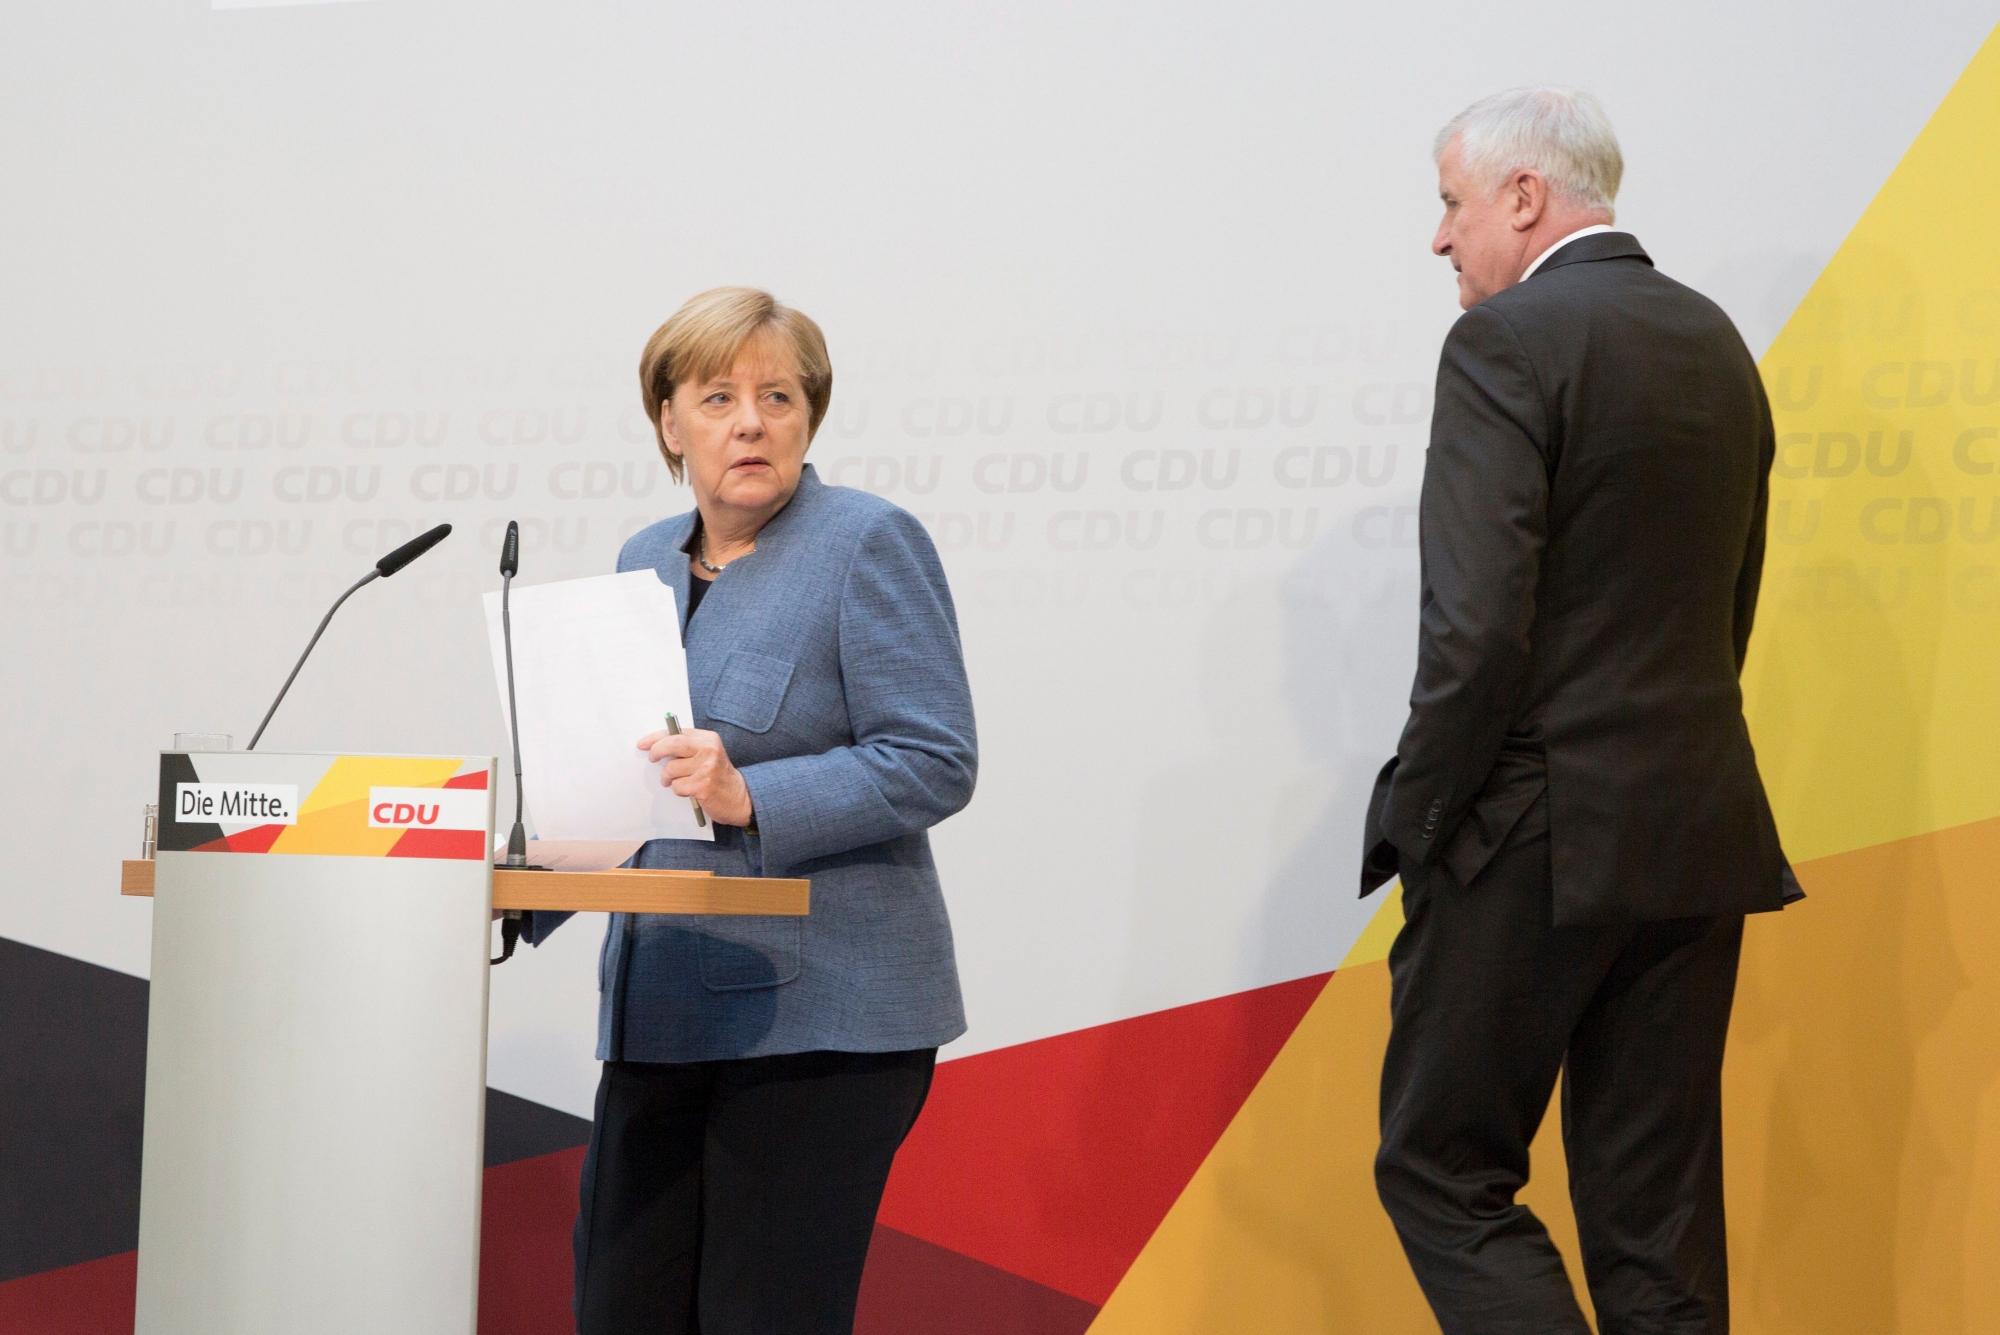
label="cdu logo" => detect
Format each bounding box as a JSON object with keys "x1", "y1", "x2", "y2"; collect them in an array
[{"x1": 366, "y1": 787, "x2": 488, "y2": 832}]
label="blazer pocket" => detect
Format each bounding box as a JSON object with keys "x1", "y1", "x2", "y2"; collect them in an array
[
  {"x1": 1440, "y1": 752, "x2": 1547, "y2": 890},
  {"x1": 697, "y1": 918, "x2": 801, "y2": 991},
  {"x1": 706, "y1": 650, "x2": 795, "y2": 735}
]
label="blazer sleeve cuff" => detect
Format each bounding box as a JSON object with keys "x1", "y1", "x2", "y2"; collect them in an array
[
  {"x1": 739, "y1": 750, "x2": 905, "y2": 873},
  {"x1": 1359, "y1": 755, "x2": 1401, "y2": 897},
  {"x1": 519, "y1": 909, "x2": 573, "y2": 947}
]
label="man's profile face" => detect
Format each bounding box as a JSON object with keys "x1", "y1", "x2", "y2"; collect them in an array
[{"x1": 1432, "y1": 138, "x2": 1527, "y2": 309}]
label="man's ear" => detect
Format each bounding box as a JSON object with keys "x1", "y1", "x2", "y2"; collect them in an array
[{"x1": 1509, "y1": 170, "x2": 1548, "y2": 233}]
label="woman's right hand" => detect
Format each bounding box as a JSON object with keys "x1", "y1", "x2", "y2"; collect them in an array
[{"x1": 637, "y1": 726, "x2": 755, "y2": 827}]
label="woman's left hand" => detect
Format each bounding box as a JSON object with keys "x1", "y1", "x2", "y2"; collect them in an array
[{"x1": 637, "y1": 726, "x2": 754, "y2": 827}]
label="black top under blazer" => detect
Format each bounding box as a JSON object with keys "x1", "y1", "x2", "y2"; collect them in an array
[{"x1": 1364, "y1": 232, "x2": 1791, "y2": 925}]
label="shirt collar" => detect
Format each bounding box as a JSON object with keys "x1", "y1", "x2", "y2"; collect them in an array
[{"x1": 1520, "y1": 223, "x2": 1619, "y2": 283}]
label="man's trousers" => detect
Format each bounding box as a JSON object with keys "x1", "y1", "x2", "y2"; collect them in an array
[{"x1": 1376, "y1": 792, "x2": 1744, "y2": 1335}]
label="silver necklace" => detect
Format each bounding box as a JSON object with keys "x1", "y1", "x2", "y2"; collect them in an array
[{"x1": 695, "y1": 528, "x2": 727, "y2": 574}]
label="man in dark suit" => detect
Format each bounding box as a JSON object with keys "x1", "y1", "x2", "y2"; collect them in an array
[{"x1": 1361, "y1": 87, "x2": 1796, "y2": 1334}]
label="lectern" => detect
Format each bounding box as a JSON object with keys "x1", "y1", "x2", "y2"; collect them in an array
[{"x1": 123, "y1": 749, "x2": 808, "y2": 1335}]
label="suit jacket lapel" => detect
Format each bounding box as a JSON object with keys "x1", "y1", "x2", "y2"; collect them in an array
[{"x1": 663, "y1": 511, "x2": 697, "y2": 639}]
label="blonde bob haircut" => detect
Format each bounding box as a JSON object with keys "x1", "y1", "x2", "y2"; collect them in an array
[{"x1": 639, "y1": 286, "x2": 834, "y2": 481}]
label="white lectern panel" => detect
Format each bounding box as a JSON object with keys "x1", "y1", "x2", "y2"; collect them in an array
[{"x1": 135, "y1": 751, "x2": 495, "y2": 1335}]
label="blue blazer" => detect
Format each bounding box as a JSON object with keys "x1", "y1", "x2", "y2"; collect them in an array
[{"x1": 525, "y1": 465, "x2": 976, "y2": 1061}]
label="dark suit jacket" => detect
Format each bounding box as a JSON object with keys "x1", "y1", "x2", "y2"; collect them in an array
[{"x1": 1362, "y1": 232, "x2": 1789, "y2": 925}]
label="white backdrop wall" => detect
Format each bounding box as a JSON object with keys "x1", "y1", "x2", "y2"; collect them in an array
[{"x1": 3, "y1": 0, "x2": 1990, "y2": 1118}]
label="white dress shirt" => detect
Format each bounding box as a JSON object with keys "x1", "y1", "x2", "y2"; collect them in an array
[{"x1": 1520, "y1": 223, "x2": 1619, "y2": 283}]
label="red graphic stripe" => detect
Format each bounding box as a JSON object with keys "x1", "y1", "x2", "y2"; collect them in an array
[
  {"x1": 856, "y1": 1226, "x2": 1099, "y2": 1335},
  {"x1": 224, "y1": 824, "x2": 287, "y2": 853},
  {"x1": 878, "y1": 971, "x2": 1330, "y2": 1305},
  {"x1": 386, "y1": 827, "x2": 487, "y2": 861},
  {"x1": 445, "y1": 771, "x2": 490, "y2": 790},
  {"x1": 478, "y1": 1147, "x2": 584, "y2": 1334},
  {"x1": 182, "y1": 825, "x2": 288, "y2": 854},
  {"x1": 0, "y1": 1251, "x2": 134, "y2": 1335},
  {"x1": 0, "y1": 1149, "x2": 584, "y2": 1335},
  {"x1": 0, "y1": 975, "x2": 1325, "y2": 1328}
]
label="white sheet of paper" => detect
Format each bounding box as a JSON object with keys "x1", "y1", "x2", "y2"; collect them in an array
[{"x1": 482, "y1": 570, "x2": 712, "y2": 843}]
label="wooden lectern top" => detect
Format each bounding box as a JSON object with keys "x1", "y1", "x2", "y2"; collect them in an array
[{"x1": 121, "y1": 860, "x2": 808, "y2": 917}]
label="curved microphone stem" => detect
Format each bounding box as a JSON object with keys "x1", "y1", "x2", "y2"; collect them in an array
[
  {"x1": 247, "y1": 569, "x2": 380, "y2": 751},
  {"x1": 502, "y1": 571, "x2": 529, "y2": 865}
]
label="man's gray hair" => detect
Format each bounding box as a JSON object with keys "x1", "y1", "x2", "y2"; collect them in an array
[{"x1": 1435, "y1": 86, "x2": 1622, "y2": 215}]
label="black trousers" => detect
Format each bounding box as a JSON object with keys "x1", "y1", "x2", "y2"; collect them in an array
[
  {"x1": 1375, "y1": 794, "x2": 1744, "y2": 1335},
  {"x1": 573, "y1": 1047, "x2": 936, "y2": 1335}
]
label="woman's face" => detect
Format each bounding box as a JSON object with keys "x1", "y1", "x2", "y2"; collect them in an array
[{"x1": 660, "y1": 336, "x2": 811, "y2": 524}]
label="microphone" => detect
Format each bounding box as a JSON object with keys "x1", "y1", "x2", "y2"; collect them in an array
[
  {"x1": 499, "y1": 521, "x2": 528, "y2": 868},
  {"x1": 246, "y1": 524, "x2": 453, "y2": 751},
  {"x1": 492, "y1": 520, "x2": 533, "y2": 965},
  {"x1": 376, "y1": 522, "x2": 454, "y2": 578}
]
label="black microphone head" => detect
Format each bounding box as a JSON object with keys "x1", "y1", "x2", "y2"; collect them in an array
[
  {"x1": 499, "y1": 520, "x2": 519, "y2": 578},
  {"x1": 376, "y1": 523, "x2": 451, "y2": 578}
]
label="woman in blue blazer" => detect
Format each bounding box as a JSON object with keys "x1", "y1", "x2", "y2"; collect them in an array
[{"x1": 524, "y1": 287, "x2": 976, "y2": 1334}]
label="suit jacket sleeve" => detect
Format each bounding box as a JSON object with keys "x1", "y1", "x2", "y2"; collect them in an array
[
  {"x1": 738, "y1": 507, "x2": 979, "y2": 873},
  {"x1": 1733, "y1": 374, "x2": 1775, "y2": 672},
  {"x1": 1384, "y1": 303, "x2": 1551, "y2": 864}
]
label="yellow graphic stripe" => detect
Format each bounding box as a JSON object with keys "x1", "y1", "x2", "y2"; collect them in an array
[
  {"x1": 1719, "y1": 815, "x2": 2000, "y2": 1331},
  {"x1": 1339, "y1": 882, "x2": 1403, "y2": 970},
  {"x1": 1086, "y1": 960, "x2": 1589, "y2": 1331},
  {"x1": 1744, "y1": 24, "x2": 2000, "y2": 862},
  {"x1": 269, "y1": 756, "x2": 462, "y2": 857},
  {"x1": 1092, "y1": 813, "x2": 2000, "y2": 1333}
]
